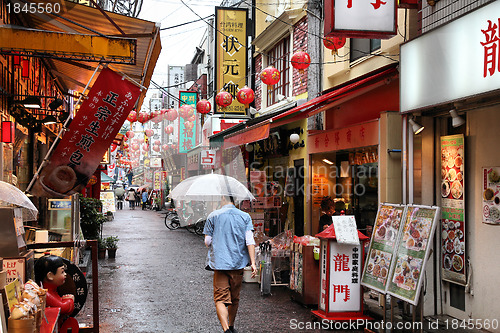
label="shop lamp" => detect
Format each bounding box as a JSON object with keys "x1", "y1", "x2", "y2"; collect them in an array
[
  {"x1": 17, "y1": 96, "x2": 42, "y2": 108},
  {"x1": 449, "y1": 109, "x2": 465, "y2": 128},
  {"x1": 290, "y1": 133, "x2": 300, "y2": 144},
  {"x1": 41, "y1": 115, "x2": 57, "y2": 125},
  {"x1": 409, "y1": 118, "x2": 424, "y2": 135},
  {"x1": 1, "y1": 121, "x2": 14, "y2": 143},
  {"x1": 245, "y1": 143, "x2": 254, "y2": 152}
]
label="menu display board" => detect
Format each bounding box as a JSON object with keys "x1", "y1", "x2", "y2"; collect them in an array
[
  {"x1": 482, "y1": 167, "x2": 500, "y2": 224},
  {"x1": 332, "y1": 216, "x2": 360, "y2": 245},
  {"x1": 440, "y1": 134, "x2": 466, "y2": 285},
  {"x1": 361, "y1": 204, "x2": 405, "y2": 293},
  {"x1": 386, "y1": 205, "x2": 440, "y2": 305}
]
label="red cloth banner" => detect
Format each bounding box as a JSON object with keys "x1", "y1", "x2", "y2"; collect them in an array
[{"x1": 32, "y1": 68, "x2": 141, "y2": 198}]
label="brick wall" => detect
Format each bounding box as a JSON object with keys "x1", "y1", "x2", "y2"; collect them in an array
[{"x1": 292, "y1": 16, "x2": 308, "y2": 96}]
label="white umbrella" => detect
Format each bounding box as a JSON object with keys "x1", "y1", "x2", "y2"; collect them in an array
[
  {"x1": 168, "y1": 173, "x2": 255, "y2": 202},
  {"x1": 0, "y1": 181, "x2": 38, "y2": 221}
]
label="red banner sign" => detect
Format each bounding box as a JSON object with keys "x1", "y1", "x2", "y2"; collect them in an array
[{"x1": 32, "y1": 68, "x2": 141, "y2": 197}]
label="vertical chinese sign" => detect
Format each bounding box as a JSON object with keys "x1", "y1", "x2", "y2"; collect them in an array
[
  {"x1": 440, "y1": 134, "x2": 466, "y2": 285},
  {"x1": 178, "y1": 91, "x2": 197, "y2": 154},
  {"x1": 32, "y1": 68, "x2": 141, "y2": 198},
  {"x1": 361, "y1": 204, "x2": 405, "y2": 293},
  {"x1": 153, "y1": 171, "x2": 161, "y2": 191},
  {"x1": 215, "y1": 7, "x2": 247, "y2": 115},
  {"x1": 386, "y1": 205, "x2": 440, "y2": 305}
]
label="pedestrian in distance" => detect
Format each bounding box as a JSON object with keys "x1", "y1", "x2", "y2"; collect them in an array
[
  {"x1": 203, "y1": 196, "x2": 257, "y2": 333},
  {"x1": 135, "y1": 190, "x2": 141, "y2": 208},
  {"x1": 126, "y1": 188, "x2": 136, "y2": 210},
  {"x1": 141, "y1": 189, "x2": 148, "y2": 210}
]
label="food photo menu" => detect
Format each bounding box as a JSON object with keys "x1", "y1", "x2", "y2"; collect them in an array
[
  {"x1": 482, "y1": 167, "x2": 500, "y2": 225},
  {"x1": 440, "y1": 134, "x2": 466, "y2": 285},
  {"x1": 386, "y1": 205, "x2": 440, "y2": 305},
  {"x1": 361, "y1": 204, "x2": 405, "y2": 293}
]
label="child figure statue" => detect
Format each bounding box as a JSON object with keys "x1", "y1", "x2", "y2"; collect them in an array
[{"x1": 34, "y1": 255, "x2": 79, "y2": 332}]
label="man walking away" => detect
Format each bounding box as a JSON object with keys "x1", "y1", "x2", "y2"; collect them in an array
[
  {"x1": 141, "y1": 190, "x2": 148, "y2": 210},
  {"x1": 127, "y1": 189, "x2": 136, "y2": 210},
  {"x1": 203, "y1": 196, "x2": 257, "y2": 333}
]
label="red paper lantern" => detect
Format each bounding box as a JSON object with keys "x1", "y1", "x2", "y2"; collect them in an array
[
  {"x1": 179, "y1": 105, "x2": 194, "y2": 119},
  {"x1": 162, "y1": 144, "x2": 169, "y2": 151},
  {"x1": 144, "y1": 129, "x2": 154, "y2": 137},
  {"x1": 150, "y1": 110, "x2": 162, "y2": 123},
  {"x1": 196, "y1": 99, "x2": 211, "y2": 114},
  {"x1": 165, "y1": 125, "x2": 174, "y2": 135},
  {"x1": 126, "y1": 130, "x2": 135, "y2": 138},
  {"x1": 152, "y1": 145, "x2": 161, "y2": 152},
  {"x1": 137, "y1": 137, "x2": 145, "y2": 144},
  {"x1": 236, "y1": 86, "x2": 255, "y2": 108},
  {"x1": 138, "y1": 112, "x2": 149, "y2": 124},
  {"x1": 323, "y1": 36, "x2": 346, "y2": 54},
  {"x1": 154, "y1": 140, "x2": 161, "y2": 146},
  {"x1": 184, "y1": 121, "x2": 194, "y2": 131},
  {"x1": 88, "y1": 175, "x2": 97, "y2": 186},
  {"x1": 127, "y1": 110, "x2": 138, "y2": 123},
  {"x1": 291, "y1": 50, "x2": 311, "y2": 71},
  {"x1": 131, "y1": 144, "x2": 139, "y2": 151},
  {"x1": 215, "y1": 91, "x2": 233, "y2": 109},
  {"x1": 260, "y1": 66, "x2": 280, "y2": 86},
  {"x1": 164, "y1": 109, "x2": 178, "y2": 122},
  {"x1": 142, "y1": 143, "x2": 149, "y2": 150}
]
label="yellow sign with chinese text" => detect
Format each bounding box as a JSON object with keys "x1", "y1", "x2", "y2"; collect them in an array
[{"x1": 215, "y1": 7, "x2": 248, "y2": 115}]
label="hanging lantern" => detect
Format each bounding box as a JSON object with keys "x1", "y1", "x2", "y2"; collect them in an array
[
  {"x1": 154, "y1": 140, "x2": 161, "y2": 146},
  {"x1": 170, "y1": 143, "x2": 178, "y2": 151},
  {"x1": 165, "y1": 125, "x2": 174, "y2": 135},
  {"x1": 162, "y1": 144, "x2": 169, "y2": 151},
  {"x1": 260, "y1": 66, "x2": 280, "y2": 86},
  {"x1": 123, "y1": 143, "x2": 129, "y2": 150},
  {"x1": 126, "y1": 130, "x2": 135, "y2": 138},
  {"x1": 184, "y1": 121, "x2": 194, "y2": 131},
  {"x1": 142, "y1": 143, "x2": 149, "y2": 150},
  {"x1": 145, "y1": 129, "x2": 154, "y2": 137},
  {"x1": 215, "y1": 91, "x2": 233, "y2": 109},
  {"x1": 164, "y1": 109, "x2": 178, "y2": 122},
  {"x1": 187, "y1": 114, "x2": 196, "y2": 122},
  {"x1": 127, "y1": 110, "x2": 138, "y2": 123},
  {"x1": 291, "y1": 50, "x2": 311, "y2": 72},
  {"x1": 236, "y1": 86, "x2": 255, "y2": 108},
  {"x1": 150, "y1": 110, "x2": 162, "y2": 123},
  {"x1": 323, "y1": 36, "x2": 346, "y2": 54},
  {"x1": 152, "y1": 145, "x2": 161, "y2": 152},
  {"x1": 196, "y1": 100, "x2": 211, "y2": 114},
  {"x1": 138, "y1": 112, "x2": 149, "y2": 124},
  {"x1": 137, "y1": 137, "x2": 145, "y2": 144},
  {"x1": 88, "y1": 175, "x2": 97, "y2": 186},
  {"x1": 179, "y1": 104, "x2": 194, "y2": 119},
  {"x1": 131, "y1": 144, "x2": 139, "y2": 151}
]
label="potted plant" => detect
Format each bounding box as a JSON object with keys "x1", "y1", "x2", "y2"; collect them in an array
[
  {"x1": 105, "y1": 236, "x2": 119, "y2": 259},
  {"x1": 106, "y1": 211, "x2": 114, "y2": 221},
  {"x1": 80, "y1": 195, "x2": 106, "y2": 240},
  {"x1": 97, "y1": 238, "x2": 107, "y2": 259}
]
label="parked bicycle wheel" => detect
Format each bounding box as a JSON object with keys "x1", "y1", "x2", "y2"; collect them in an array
[
  {"x1": 194, "y1": 219, "x2": 205, "y2": 236},
  {"x1": 164, "y1": 212, "x2": 180, "y2": 230}
]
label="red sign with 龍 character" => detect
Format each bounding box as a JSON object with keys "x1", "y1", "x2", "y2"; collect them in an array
[{"x1": 32, "y1": 68, "x2": 141, "y2": 198}]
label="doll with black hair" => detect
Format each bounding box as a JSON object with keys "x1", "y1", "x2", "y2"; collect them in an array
[{"x1": 34, "y1": 255, "x2": 75, "y2": 317}]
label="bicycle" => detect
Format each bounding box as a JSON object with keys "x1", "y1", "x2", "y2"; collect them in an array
[{"x1": 164, "y1": 209, "x2": 180, "y2": 230}]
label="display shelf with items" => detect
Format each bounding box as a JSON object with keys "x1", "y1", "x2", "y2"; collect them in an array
[{"x1": 289, "y1": 238, "x2": 320, "y2": 306}]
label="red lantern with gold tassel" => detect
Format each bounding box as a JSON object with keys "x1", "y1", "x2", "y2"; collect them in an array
[
  {"x1": 150, "y1": 110, "x2": 162, "y2": 123},
  {"x1": 323, "y1": 36, "x2": 346, "y2": 55},
  {"x1": 179, "y1": 104, "x2": 194, "y2": 119},
  {"x1": 260, "y1": 66, "x2": 280, "y2": 86},
  {"x1": 127, "y1": 110, "x2": 138, "y2": 123},
  {"x1": 126, "y1": 130, "x2": 135, "y2": 138},
  {"x1": 138, "y1": 112, "x2": 149, "y2": 124},
  {"x1": 165, "y1": 125, "x2": 174, "y2": 135},
  {"x1": 164, "y1": 109, "x2": 178, "y2": 122},
  {"x1": 291, "y1": 50, "x2": 311, "y2": 73},
  {"x1": 215, "y1": 91, "x2": 233, "y2": 110},
  {"x1": 236, "y1": 86, "x2": 255, "y2": 108},
  {"x1": 196, "y1": 100, "x2": 211, "y2": 114}
]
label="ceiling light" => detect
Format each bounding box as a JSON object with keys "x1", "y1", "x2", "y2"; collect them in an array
[
  {"x1": 449, "y1": 109, "x2": 465, "y2": 128},
  {"x1": 18, "y1": 96, "x2": 42, "y2": 108},
  {"x1": 41, "y1": 115, "x2": 58, "y2": 125},
  {"x1": 409, "y1": 118, "x2": 424, "y2": 135},
  {"x1": 322, "y1": 159, "x2": 334, "y2": 165}
]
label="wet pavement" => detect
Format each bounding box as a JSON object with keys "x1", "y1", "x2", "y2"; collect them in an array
[{"x1": 76, "y1": 208, "x2": 317, "y2": 333}]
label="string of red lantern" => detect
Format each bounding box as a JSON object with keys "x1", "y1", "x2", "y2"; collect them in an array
[{"x1": 236, "y1": 86, "x2": 255, "y2": 108}]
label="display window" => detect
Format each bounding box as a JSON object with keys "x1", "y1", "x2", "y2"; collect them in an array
[{"x1": 311, "y1": 146, "x2": 378, "y2": 234}]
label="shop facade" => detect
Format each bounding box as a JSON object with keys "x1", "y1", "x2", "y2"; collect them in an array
[{"x1": 400, "y1": 0, "x2": 500, "y2": 325}]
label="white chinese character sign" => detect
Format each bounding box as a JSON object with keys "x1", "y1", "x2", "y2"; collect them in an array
[
  {"x1": 31, "y1": 68, "x2": 141, "y2": 198},
  {"x1": 324, "y1": 0, "x2": 396, "y2": 38},
  {"x1": 200, "y1": 149, "x2": 216, "y2": 167}
]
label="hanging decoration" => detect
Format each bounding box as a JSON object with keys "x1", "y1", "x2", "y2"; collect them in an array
[
  {"x1": 142, "y1": 143, "x2": 149, "y2": 150},
  {"x1": 144, "y1": 129, "x2": 154, "y2": 137},
  {"x1": 196, "y1": 100, "x2": 211, "y2": 114},
  {"x1": 165, "y1": 125, "x2": 174, "y2": 135},
  {"x1": 127, "y1": 110, "x2": 138, "y2": 123},
  {"x1": 138, "y1": 112, "x2": 149, "y2": 124},
  {"x1": 162, "y1": 144, "x2": 169, "y2": 151},
  {"x1": 236, "y1": 86, "x2": 255, "y2": 108},
  {"x1": 150, "y1": 110, "x2": 162, "y2": 123},
  {"x1": 179, "y1": 104, "x2": 195, "y2": 119},
  {"x1": 164, "y1": 109, "x2": 178, "y2": 122},
  {"x1": 125, "y1": 130, "x2": 135, "y2": 138},
  {"x1": 291, "y1": 50, "x2": 311, "y2": 73},
  {"x1": 260, "y1": 66, "x2": 280, "y2": 86},
  {"x1": 215, "y1": 91, "x2": 233, "y2": 110},
  {"x1": 154, "y1": 140, "x2": 161, "y2": 146},
  {"x1": 323, "y1": 36, "x2": 346, "y2": 55},
  {"x1": 152, "y1": 145, "x2": 161, "y2": 152}
]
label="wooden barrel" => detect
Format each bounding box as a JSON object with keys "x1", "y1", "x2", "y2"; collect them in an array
[{"x1": 7, "y1": 317, "x2": 35, "y2": 333}]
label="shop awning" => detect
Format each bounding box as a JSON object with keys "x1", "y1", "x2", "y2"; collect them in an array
[
  {"x1": 100, "y1": 172, "x2": 115, "y2": 183},
  {"x1": 270, "y1": 65, "x2": 399, "y2": 126},
  {"x1": 4, "y1": 0, "x2": 161, "y2": 110},
  {"x1": 223, "y1": 121, "x2": 271, "y2": 149}
]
